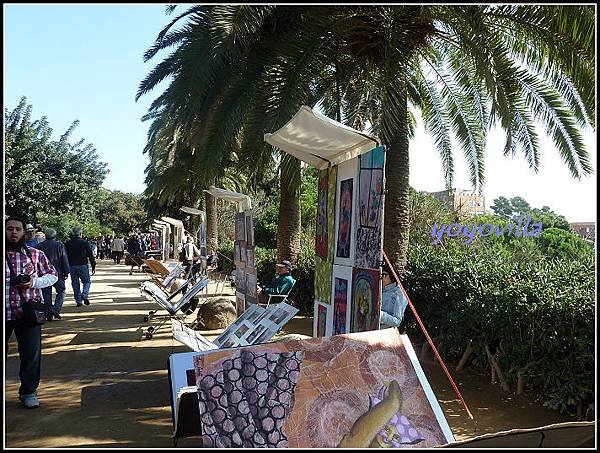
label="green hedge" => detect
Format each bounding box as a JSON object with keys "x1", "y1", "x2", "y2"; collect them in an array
[{"x1": 402, "y1": 241, "x2": 595, "y2": 418}]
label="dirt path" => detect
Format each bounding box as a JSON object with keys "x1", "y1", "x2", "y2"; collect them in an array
[{"x1": 4, "y1": 260, "x2": 575, "y2": 447}]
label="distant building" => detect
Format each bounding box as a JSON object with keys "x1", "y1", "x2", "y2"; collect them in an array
[
  {"x1": 570, "y1": 222, "x2": 595, "y2": 241},
  {"x1": 424, "y1": 188, "x2": 486, "y2": 216}
]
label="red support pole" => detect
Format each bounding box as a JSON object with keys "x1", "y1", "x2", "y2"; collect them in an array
[{"x1": 383, "y1": 250, "x2": 474, "y2": 420}]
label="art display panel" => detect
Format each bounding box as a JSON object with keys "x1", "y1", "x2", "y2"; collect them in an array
[
  {"x1": 333, "y1": 158, "x2": 358, "y2": 267},
  {"x1": 235, "y1": 212, "x2": 246, "y2": 241},
  {"x1": 355, "y1": 146, "x2": 385, "y2": 270},
  {"x1": 351, "y1": 267, "x2": 381, "y2": 332},
  {"x1": 331, "y1": 265, "x2": 353, "y2": 335},
  {"x1": 192, "y1": 329, "x2": 454, "y2": 448},
  {"x1": 313, "y1": 301, "x2": 332, "y2": 338},
  {"x1": 314, "y1": 166, "x2": 337, "y2": 303},
  {"x1": 245, "y1": 210, "x2": 255, "y2": 247},
  {"x1": 315, "y1": 170, "x2": 329, "y2": 259}
]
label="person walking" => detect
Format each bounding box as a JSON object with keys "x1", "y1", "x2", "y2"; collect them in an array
[
  {"x1": 5, "y1": 217, "x2": 58, "y2": 409},
  {"x1": 24, "y1": 224, "x2": 38, "y2": 248},
  {"x1": 111, "y1": 235, "x2": 125, "y2": 264},
  {"x1": 64, "y1": 227, "x2": 96, "y2": 307},
  {"x1": 33, "y1": 228, "x2": 70, "y2": 321}
]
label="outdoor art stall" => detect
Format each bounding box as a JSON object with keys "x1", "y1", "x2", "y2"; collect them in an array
[{"x1": 164, "y1": 106, "x2": 457, "y2": 448}]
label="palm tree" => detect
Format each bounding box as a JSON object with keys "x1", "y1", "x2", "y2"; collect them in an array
[{"x1": 139, "y1": 5, "x2": 594, "y2": 273}]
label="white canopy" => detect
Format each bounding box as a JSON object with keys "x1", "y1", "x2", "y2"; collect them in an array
[
  {"x1": 161, "y1": 217, "x2": 185, "y2": 231},
  {"x1": 180, "y1": 206, "x2": 206, "y2": 223},
  {"x1": 204, "y1": 186, "x2": 252, "y2": 212},
  {"x1": 264, "y1": 105, "x2": 380, "y2": 169}
]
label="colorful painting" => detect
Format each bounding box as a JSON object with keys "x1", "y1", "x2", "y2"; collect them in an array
[
  {"x1": 193, "y1": 329, "x2": 454, "y2": 448},
  {"x1": 317, "y1": 304, "x2": 327, "y2": 337},
  {"x1": 336, "y1": 178, "x2": 353, "y2": 259},
  {"x1": 314, "y1": 166, "x2": 337, "y2": 303},
  {"x1": 235, "y1": 212, "x2": 246, "y2": 241},
  {"x1": 315, "y1": 170, "x2": 328, "y2": 259},
  {"x1": 355, "y1": 147, "x2": 385, "y2": 270},
  {"x1": 351, "y1": 268, "x2": 381, "y2": 332},
  {"x1": 333, "y1": 278, "x2": 348, "y2": 335},
  {"x1": 245, "y1": 210, "x2": 254, "y2": 246}
]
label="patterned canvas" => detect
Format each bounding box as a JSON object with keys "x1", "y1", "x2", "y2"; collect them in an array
[
  {"x1": 315, "y1": 170, "x2": 328, "y2": 259},
  {"x1": 313, "y1": 166, "x2": 337, "y2": 303},
  {"x1": 336, "y1": 178, "x2": 353, "y2": 259},
  {"x1": 333, "y1": 278, "x2": 348, "y2": 335},
  {"x1": 193, "y1": 329, "x2": 454, "y2": 448},
  {"x1": 355, "y1": 146, "x2": 385, "y2": 270},
  {"x1": 351, "y1": 268, "x2": 381, "y2": 332}
]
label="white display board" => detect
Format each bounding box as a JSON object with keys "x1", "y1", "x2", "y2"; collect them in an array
[
  {"x1": 333, "y1": 157, "x2": 359, "y2": 267},
  {"x1": 330, "y1": 265, "x2": 353, "y2": 335}
]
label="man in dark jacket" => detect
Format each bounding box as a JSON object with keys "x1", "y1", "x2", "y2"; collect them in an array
[
  {"x1": 64, "y1": 227, "x2": 96, "y2": 307},
  {"x1": 34, "y1": 228, "x2": 70, "y2": 321}
]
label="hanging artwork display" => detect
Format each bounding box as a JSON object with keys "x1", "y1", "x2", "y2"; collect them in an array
[
  {"x1": 336, "y1": 178, "x2": 353, "y2": 259},
  {"x1": 314, "y1": 166, "x2": 337, "y2": 304},
  {"x1": 192, "y1": 328, "x2": 454, "y2": 448},
  {"x1": 245, "y1": 247, "x2": 255, "y2": 269},
  {"x1": 313, "y1": 301, "x2": 332, "y2": 338},
  {"x1": 351, "y1": 267, "x2": 381, "y2": 332},
  {"x1": 334, "y1": 158, "x2": 358, "y2": 267},
  {"x1": 315, "y1": 170, "x2": 328, "y2": 259},
  {"x1": 331, "y1": 265, "x2": 352, "y2": 335},
  {"x1": 199, "y1": 223, "x2": 207, "y2": 256},
  {"x1": 235, "y1": 212, "x2": 246, "y2": 241},
  {"x1": 245, "y1": 270, "x2": 258, "y2": 301},
  {"x1": 236, "y1": 291, "x2": 246, "y2": 316},
  {"x1": 245, "y1": 210, "x2": 255, "y2": 247},
  {"x1": 355, "y1": 146, "x2": 386, "y2": 270}
]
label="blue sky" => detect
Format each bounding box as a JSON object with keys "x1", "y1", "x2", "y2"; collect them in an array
[{"x1": 4, "y1": 4, "x2": 596, "y2": 222}]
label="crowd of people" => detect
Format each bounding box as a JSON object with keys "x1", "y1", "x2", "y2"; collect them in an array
[{"x1": 5, "y1": 218, "x2": 168, "y2": 409}]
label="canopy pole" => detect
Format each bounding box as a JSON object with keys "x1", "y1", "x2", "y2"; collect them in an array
[{"x1": 383, "y1": 250, "x2": 474, "y2": 420}]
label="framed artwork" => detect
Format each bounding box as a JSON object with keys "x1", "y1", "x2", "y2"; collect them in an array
[
  {"x1": 313, "y1": 301, "x2": 332, "y2": 338},
  {"x1": 355, "y1": 146, "x2": 386, "y2": 270},
  {"x1": 245, "y1": 210, "x2": 255, "y2": 247},
  {"x1": 246, "y1": 270, "x2": 257, "y2": 299},
  {"x1": 192, "y1": 329, "x2": 454, "y2": 448},
  {"x1": 236, "y1": 267, "x2": 246, "y2": 292},
  {"x1": 351, "y1": 268, "x2": 381, "y2": 333},
  {"x1": 334, "y1": 158, "x2": 358, "y2": 267},
  {"x1": 336, "y1": 178, "x2": 353, "y2": 259},
  {"x1": 331, "y1": 265, "x2": 352, "y2": 335},
  {"x1": 315, "y1": 170, "x2": 328, "y2": 259},
  {"x1": 245, "y1": 247, "x2": 255, "y2": 269},
  {"x1": 235, "y1": 212, "x2": 246, "y2": 241}
]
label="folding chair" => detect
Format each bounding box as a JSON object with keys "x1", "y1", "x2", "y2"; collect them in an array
[
  {"x1": 128, "y1": 255, "x2": 145, "y2": 275},
  {"x1": 140, "y1": 277, "x2": 210, "y2": 339},
  {"x1": 262, "y1": 278, "x2": 296, "y2": 308},
  {"x1": 143, "y1": 263, "x2": 186, "y2": 322}
]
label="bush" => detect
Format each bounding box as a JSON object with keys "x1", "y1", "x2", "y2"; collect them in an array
[{"x1": 402, "y1": 240, "x2": 595, "y2": 418}]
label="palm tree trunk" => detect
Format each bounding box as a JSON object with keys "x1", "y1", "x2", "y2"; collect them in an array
[
  {"x1": 383, "y1": 76, "x2": 411, "y2": 275},
  {"x1": 205, "y1": 190, "x2": 218, "y2": 251},
  {"x1": 277, "y1": 158, "x2": 301, "y2": 263}
]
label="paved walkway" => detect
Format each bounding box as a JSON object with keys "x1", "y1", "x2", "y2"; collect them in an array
[{"x1": 5, "y1": 260, "x2": 573, "y2": 447}]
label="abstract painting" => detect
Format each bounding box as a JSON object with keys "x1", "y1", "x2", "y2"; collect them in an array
[
  {"x1": 333, "y1": 278, "x2": 348, "y2": 335},
  {"x1": 336, "y1": 178, "x2": 353, "y2": 259},
  {"x1": 315, "y1": 170, "x2": 328, "y2": 259},
  {"x1": 355, "y1": 146, "x2": 385, "y2": 270},
  {"x1": 192, "y1": 329, "x2": 454, "y2": 448},
  {"x1": 351, "y1": 268, "x2": 381, "y2": 332}
]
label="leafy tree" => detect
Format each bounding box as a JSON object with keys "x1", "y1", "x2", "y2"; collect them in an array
[
  {"x1": 138, "y1": 5, "x2": 594, "y2": 275},
  {"x1": 490, "y1": 195, "x2": 571, "y2": 231},
  {"x1": 96, "y1": 189, "x2": 152, "y2": 235},
  {"x1": 5, "y1": 97, "x2": 109, "y2": 223}
]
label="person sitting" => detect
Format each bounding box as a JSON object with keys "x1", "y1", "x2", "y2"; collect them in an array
[
  {"x1": 380, "y1": 264, "x2": 409, "y2": 329},
  {"x1": 257, "y1": 260, "x2": 295, "y2": 303}
]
